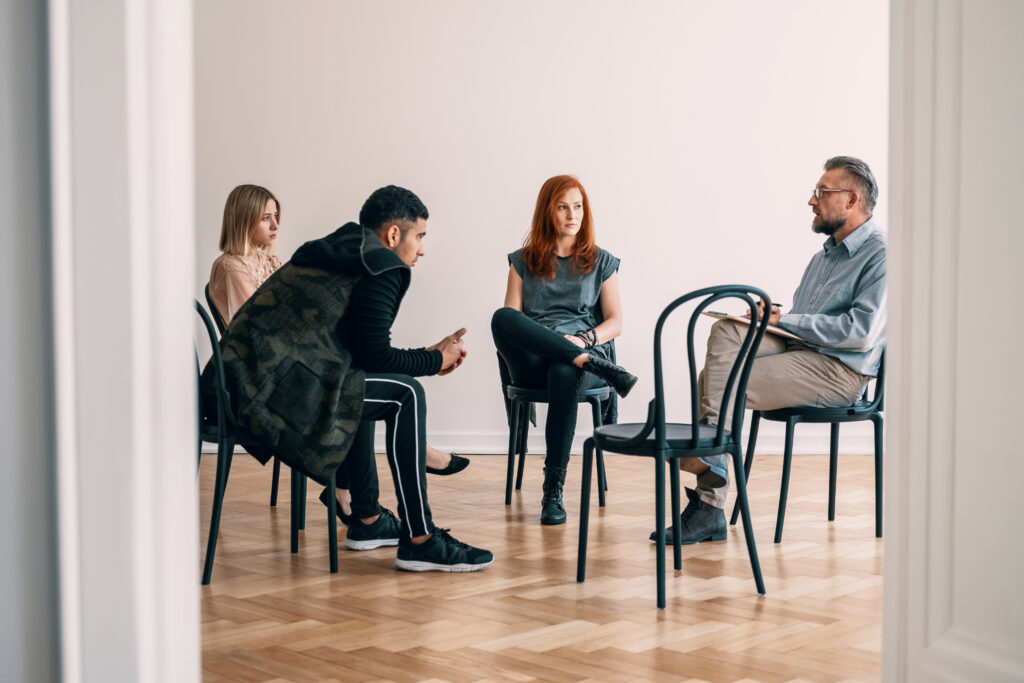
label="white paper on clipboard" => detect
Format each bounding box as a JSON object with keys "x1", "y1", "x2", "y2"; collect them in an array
[{"x1": 702, "y1": 311, "x2": 804, "y2": 341}]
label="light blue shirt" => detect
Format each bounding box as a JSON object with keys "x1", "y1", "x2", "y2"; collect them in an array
[{"x1": 777, "y1": 217, "x2": 886, "y2": 376}]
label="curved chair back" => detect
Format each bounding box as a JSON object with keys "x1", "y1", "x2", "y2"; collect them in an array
[
  {"x1": 205, "y1": 283, "x2": 227, "y2": 336},
  {"x1": 651, "y1": 285, "x2": 771, "y2": 450},
  {"x1": 194, "y1": 299, "x2": 236, "y2": 434}
]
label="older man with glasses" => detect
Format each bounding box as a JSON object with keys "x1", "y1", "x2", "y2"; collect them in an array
[{"x1": 657, "y1": 156, "x2": 887, "y2": 545}]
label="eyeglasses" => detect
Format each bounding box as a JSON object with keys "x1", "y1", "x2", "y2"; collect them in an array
[{"x1": 811, "y1": 187, "x2": 853, "y2": 199}]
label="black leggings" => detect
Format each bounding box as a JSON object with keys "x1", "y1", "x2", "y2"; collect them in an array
[
  {"x1": 342, "y1": 373, "x2": 432, "y2": 538},
  {"x1": 491, "y1": 307, "x2": 604, "y2": 469}
]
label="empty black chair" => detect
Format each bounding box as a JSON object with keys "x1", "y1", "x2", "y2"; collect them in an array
[
  {"x1": 576, "y1": 285, "x2": 770, "y2": 608},
  {"x1": 504, "y1": 384, "x2": 611, "y2": 507},
  {"x1": 194, "y1": 299, "x2": 338, "y2": 584},
  {"x1": 205, "y1": 282, "x2": 284, "y2": 508},
  {"x1": 729, "y1": 350, "x2": 885, "y2": 542}
]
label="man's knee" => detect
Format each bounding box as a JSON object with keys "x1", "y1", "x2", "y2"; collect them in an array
[
  {"x1": 709, "y1": 319, "x2": 745, "y2": 347},
  {"x1": 396, "y1": 375, "x2": 425, "y2": 404},
  {"x1": 368, "y1": 374, "x2": 425, "y2": 406}
]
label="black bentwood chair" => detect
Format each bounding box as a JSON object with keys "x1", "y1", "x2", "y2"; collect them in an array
[
  {"x1": 576, "y1": 285, "x2": 770, "y2": 608},
  {"x1": 205, "y1": 283, "x2": 284, "y2": 509},
  {"x1": 194, "y1": 299, "x2": 338, "y2": 584},
  {"x1": 729, "y1": 350, "x2": 886, "y2": 542},
  {"x1": 504, "y1": 385, "x2": 612, "y2": 507}
]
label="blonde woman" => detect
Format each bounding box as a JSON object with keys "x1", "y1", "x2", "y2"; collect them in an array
[{"x1": 208, "y1": 184, "x2": 283, "y2": 328}]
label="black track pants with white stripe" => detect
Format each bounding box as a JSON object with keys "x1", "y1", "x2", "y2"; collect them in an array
[{"x1": 347, "y1": 373, "x2": 432, "y2": 538}]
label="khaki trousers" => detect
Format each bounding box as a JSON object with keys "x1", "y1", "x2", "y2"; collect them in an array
[{"x1": 695, "y1": 320, "x2": 869, "y2": 508}]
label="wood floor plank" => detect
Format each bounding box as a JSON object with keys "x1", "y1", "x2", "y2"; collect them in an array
[{"x1": 201, "y1": 451, "x2": 883, "y2": 681}]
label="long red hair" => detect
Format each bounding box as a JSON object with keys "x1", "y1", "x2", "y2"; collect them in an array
[{"x1": 521, "y1": 175, "x2": 597, "y2": 280}]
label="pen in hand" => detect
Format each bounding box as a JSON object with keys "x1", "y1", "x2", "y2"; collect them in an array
[{"x1": 746, "y1": 302, "x2": 783, "y2": 321}]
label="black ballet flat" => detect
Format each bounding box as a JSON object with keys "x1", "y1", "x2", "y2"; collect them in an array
[
  {"x1": 318, "y1": 488, "x2": 355, "y2": 525},
  {"x1": 426, "y1": 453, "x2": 470, "y2": 476}
]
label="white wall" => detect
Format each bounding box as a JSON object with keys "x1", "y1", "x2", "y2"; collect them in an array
[{"x1": 195, "y1": 0, "x2": 889, "y2": 454}]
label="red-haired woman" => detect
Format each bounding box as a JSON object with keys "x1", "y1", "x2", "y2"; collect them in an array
[{"x1": 491, "y1": 175, "x2": 637, "y2": 525}]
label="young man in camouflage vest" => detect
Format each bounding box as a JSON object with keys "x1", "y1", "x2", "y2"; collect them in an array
[{"x1": 215, "y1": 185, "x2": 492, "y2": 572}]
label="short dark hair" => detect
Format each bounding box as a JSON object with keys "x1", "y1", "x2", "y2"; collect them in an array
[
  {"x1": 358, "y1": 185, "x2": 429, "y2": 235},
  {"x1": 824, "y1": 156, "x2": 878, "y2": 212}
]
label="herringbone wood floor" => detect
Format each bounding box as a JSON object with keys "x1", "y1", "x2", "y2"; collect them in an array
[{"x1": 200, "y1": 451, "x2": 883, "y2": 682}]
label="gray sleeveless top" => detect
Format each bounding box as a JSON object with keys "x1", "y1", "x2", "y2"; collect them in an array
[{"x1": 509, "y1": 248, "x2": 620, "y2": 360}]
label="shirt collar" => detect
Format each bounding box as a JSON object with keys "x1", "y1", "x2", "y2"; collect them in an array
[{"x1": 823, "y1": 216, "x2": 879, "y2": 257}]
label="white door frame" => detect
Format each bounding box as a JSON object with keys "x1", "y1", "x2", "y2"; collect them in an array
[
  {"x1": 49, "y1": 0, "x2": 200, "y2": 680},
  {"x1": 886, "y1": 0, "x2": 1024, "y2": 680}
]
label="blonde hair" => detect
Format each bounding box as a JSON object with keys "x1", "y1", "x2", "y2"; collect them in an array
[{"x1": 219, "y1": 184, "x2": 280, "y2": 255}]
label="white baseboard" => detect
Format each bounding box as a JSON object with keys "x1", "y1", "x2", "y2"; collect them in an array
[{"x1": 201, "y1": 422, "x2": 879, "y2": 456}]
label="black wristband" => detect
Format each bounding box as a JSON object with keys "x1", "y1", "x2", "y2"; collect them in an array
[{"x1": 574, "y1": 329, "x2": 598, "y2": 349}]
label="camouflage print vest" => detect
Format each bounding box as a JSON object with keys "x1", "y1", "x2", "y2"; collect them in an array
[{"x1": 216, "y1": 262, "x2": 366, "y2": 484}]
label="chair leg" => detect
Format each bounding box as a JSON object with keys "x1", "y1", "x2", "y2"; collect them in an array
[
  {"x1": 327, "y1": 473, "x2": 338, "y2": 573},
  {"x1": 515, "y1": 402, "x2": 529, "y2": 491},
  {"x1": 298, "y1": 474, "x2": 307, "y2": 530},
  {"x1": 872, "y1": 412, "x2": 884, "y2": 537},
  {"x1": 774, "y1": 417, "x2": 797, "y2": 543},
  {"x1": 202, "y1": 436, "x2": 234, "y2": 585},
  {"x1": 733, "y1": 449, "x2": 766, "y2": 595},
  {"x1": 654, "y1": 453, "x2": 667, "y2": 609},
  {"x1": 730, "y1": 411, "x2": 761, "y2": 525},
  {"x1": 270, "y1": 457, "x2": 281, "y2": 507},
  {"x1": 589, "y1": 397, "x2": 608, "y2": 506},
  {"x1": 505, "y1": 398, "x2": 521, "y2": 505},
  {"x1": 828, "y1": 423, "x2": 840, "y2": 521},
  {"x1": 576, "y1": 438, "x2": 595, "y2": 583},
  {"x1": 670, "y1": 457, "x2": 681, "y2": 572},
  {"x1": 290, "y1": 468, "x2": 301, "y2": 554}
]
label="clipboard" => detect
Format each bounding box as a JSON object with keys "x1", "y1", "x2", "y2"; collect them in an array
[{"x1": 702, "y1": 311, "x2": 804, "y2": 341}]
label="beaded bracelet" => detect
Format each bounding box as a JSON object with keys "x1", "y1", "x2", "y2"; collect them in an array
[{"x1": 573, "y1": 329, "x2": 598, "y2": 348}]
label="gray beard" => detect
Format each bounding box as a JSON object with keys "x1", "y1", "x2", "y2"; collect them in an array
[{"x1": 813, "y1": 216, "x2": 846, "y2": 235}]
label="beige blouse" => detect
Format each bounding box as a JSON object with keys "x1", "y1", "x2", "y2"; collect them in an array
[{"x1": 208, "y1": 249, "x2": 282, "y2": 328}]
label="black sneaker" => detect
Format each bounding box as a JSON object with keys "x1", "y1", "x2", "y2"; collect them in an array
[
  {"x1": 649, "y1": 487, "x2": 726, "y2": 544},
  {"x1": 344, "y1": 508, "x2": 400, "y2": 550},
  {"x1": 394, "y1": 527, "x2": 493, "y2": 572}
]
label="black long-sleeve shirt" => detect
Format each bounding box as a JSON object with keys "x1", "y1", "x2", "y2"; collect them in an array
[{"x1": 340, "y1": 268, "x2": 443, "y2": 377}]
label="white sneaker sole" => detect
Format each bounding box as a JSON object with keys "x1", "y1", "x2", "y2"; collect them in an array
[
  {"x1": 393, "y1": 558, "x2": 493, "y2": 572},
  {"x1": 344, "y1": 537, "x2": 399, "y2": 551}
]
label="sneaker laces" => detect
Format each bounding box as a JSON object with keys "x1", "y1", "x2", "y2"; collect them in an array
[
  {"x1": 376, "y1": 508, "x2": 400, "y2": 529},
  {"x1": 433, "y1": 527, "x2": 470, "y2": 551},
  {"x1": 357, "y1": 507, "x2": 398, "y2": 530}
]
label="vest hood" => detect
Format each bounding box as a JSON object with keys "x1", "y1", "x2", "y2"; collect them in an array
[{"x1": 290, "y1": 222, "x2": 408, "y2": 276}]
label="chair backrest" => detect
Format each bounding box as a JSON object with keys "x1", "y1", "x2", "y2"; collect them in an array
[
  {"x1": 204, "y1": 282, "x2": 227, "y2": 336},
  {"x1": 194, "y1": 299, "x2": 236, "y2": 433},
  {"x1": 651, "y1": 285, "x2": 772, "y2": 450},
  {"x1": 864, "y1": 348, "x2": 885, "y2": 412}
]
